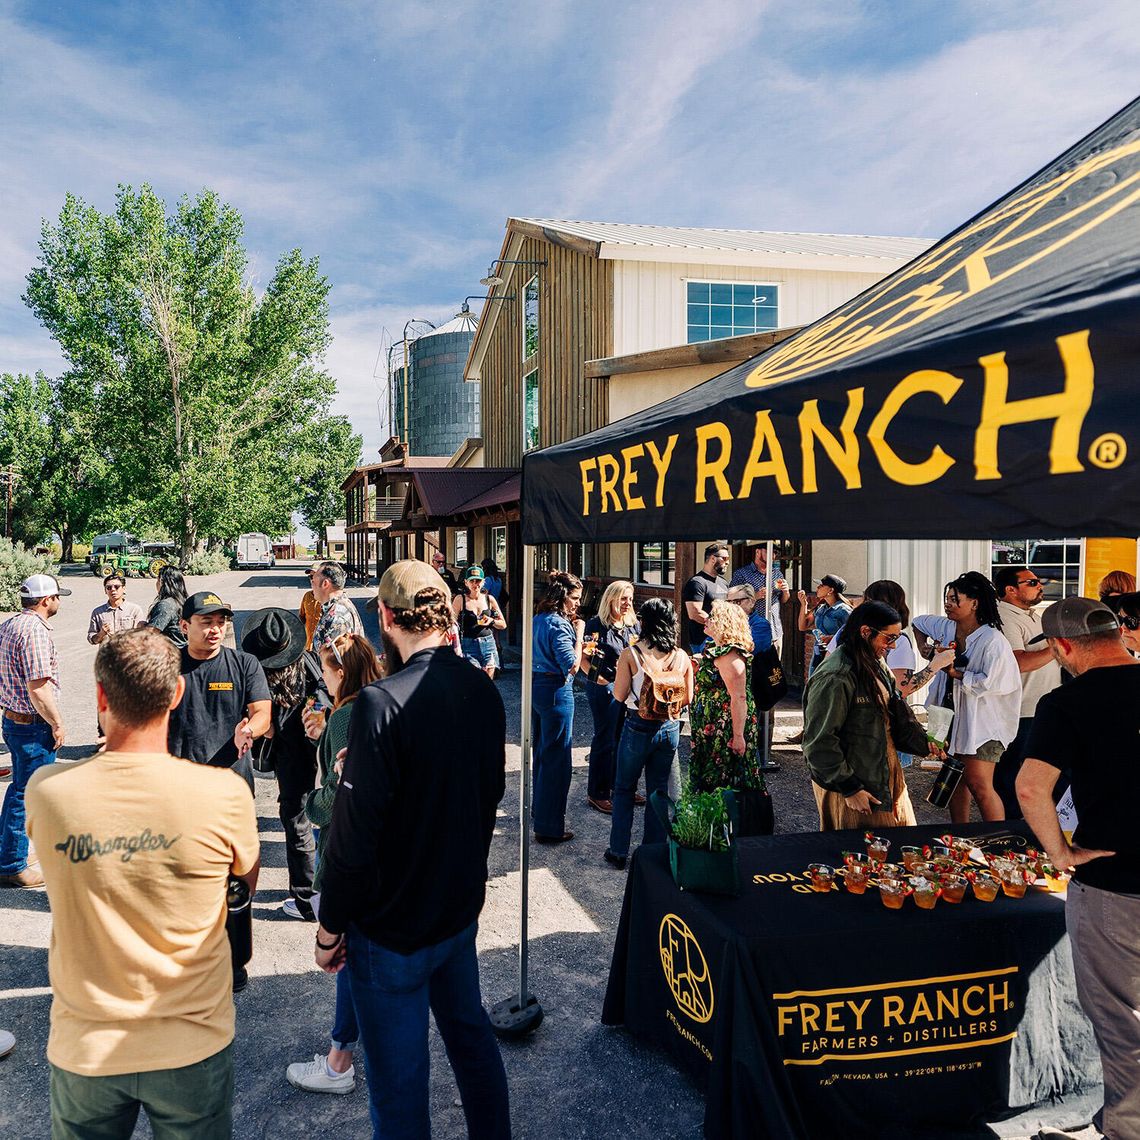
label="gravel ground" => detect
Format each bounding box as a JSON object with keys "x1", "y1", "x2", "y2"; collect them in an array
[{"x1": 0, "y1": 566, "x2": 1096, "y2": 1139}]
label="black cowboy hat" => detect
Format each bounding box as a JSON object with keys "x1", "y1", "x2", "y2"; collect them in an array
[{"x1": 240, "y1": 607, "x2": 308, "y2": 670}]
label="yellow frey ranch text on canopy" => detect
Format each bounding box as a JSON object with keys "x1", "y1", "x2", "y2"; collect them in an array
[
  {"x1": 773, "y1": 967, "x2": 1018, "y2": 1066},
  {"x1": 578, "y1": 330, "x2": 1103, "y2": 516}
]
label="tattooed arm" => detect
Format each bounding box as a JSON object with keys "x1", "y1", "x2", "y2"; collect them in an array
[{"x1": 895, "y1": 648, "x2": 955, "y2": 696}]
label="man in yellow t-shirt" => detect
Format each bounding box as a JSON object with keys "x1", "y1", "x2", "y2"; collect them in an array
[
  {"x1": 26, "y1": 627, "x2": 260, "y2": 1139},
  {"x1": 299, "y1": 565, "x2": 322, "y2": 648}
]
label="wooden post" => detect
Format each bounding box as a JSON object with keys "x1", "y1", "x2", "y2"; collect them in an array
[{"x1": 673, "y1": 541, "x2": 695, "y2": 638}]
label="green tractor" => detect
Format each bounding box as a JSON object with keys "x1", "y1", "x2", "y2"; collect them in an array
[{"x1": 88, "y1": 532, "x2": 173, "y2": 578}]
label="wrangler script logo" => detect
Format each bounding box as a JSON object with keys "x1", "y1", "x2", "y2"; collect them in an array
[
  {"x1": 773, "y1": 966, "x2": 1018, "y2": 1066},
  {"x1": 659, "y1": 914, "x2": 713, "y2": 1024}
]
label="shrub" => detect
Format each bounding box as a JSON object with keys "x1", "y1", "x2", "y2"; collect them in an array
[
  {"x1": 185, "y1": 548, "x2": 232, "y2": 576},
  {"x1": 670, "y1": 787, "x2": 731, "y2": 852},
  {"x1": 0, "y1": 539, "x2": 56, "y2": 613}
]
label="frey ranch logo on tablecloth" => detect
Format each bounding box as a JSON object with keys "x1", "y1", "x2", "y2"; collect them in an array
[
  {"x1": 659, "y1": 914, "x2": 714, "y2": 1024},
  {"x1": 773, "y1": 967, "x2": 1018, "y2": 1066}
]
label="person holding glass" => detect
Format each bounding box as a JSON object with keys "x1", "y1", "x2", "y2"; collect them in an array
[
  {"x1": 579, "y1": 580, "x2": 640, "y2": 815},
  {"x1": 531, "y1": 571, "x2": 585, "y2": 844},
  {"x1": 453, "y1": 565, "x2": 506, "y2": 677}
]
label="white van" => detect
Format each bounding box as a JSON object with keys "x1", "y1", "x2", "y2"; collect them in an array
[{"x1": 235, "y1": 533, "x2": 275, "y2": 570}]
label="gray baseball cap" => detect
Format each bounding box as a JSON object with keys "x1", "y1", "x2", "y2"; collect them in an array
[{"x1": 1027, "y1": 596, "x2": 1120, "y2": 644}]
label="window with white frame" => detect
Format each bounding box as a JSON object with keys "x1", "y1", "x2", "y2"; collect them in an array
[
  {"x1": 523, "y1": 275, "x2": 539, "y2": 358},
  {"x1": 634, "y1": 541, "x2": 675, "y2": 586},
  {"x1": 490, "y1": 526, "x2": 507, "y2": 571},
  {"x1": 990, "y1": 538, "x2": 1081, "y2": 601},
  {"x1": 686, "y1": 281, "x2": 779, "y2": 343},
  {"x1": 454, "y1": 530, "x2": 469, "y2": 566},
  {"x1": 523, "y1": 368, "x2": 539, "y2": 452}
]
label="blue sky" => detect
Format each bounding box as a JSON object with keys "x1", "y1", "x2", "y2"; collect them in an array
[{"x1": 2, "y1": 0, "x2": 1138, "y2": 459}]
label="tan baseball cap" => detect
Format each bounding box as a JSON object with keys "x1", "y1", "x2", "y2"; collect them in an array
[{"x1": 377, "y1": 559, "x2": 451, "y2": 612}]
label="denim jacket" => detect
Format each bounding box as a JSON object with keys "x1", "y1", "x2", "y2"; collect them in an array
[
  {"x1": 533, "y1": 611, "x2": 577, "y2": 679},
  {"x1": 802, "y1": 645, "x2": 897, "y2": 806}
]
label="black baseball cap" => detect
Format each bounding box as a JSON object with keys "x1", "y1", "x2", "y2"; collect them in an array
[
  {"x1": 182, "y1": 591, "x2": 234, "y2": 620},
  {"x1": 1027, "y1": 596, "x2": 1119, "y2": 645}
]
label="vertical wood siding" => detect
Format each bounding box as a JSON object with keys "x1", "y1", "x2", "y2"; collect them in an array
[{"x1": 480, "y1": 236, "x2": 614, "y2": 468}]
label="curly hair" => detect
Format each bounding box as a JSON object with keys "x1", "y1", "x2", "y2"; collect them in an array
[
  {"x1": 945, "y1": 571, "x2": 1002, "y2": 629},
  {"x1": 388, "y1": 587, "x2": 454, "y2": 635},
  {"x1": 536, "y1": 569, "x2": 582, "y2": 615},
  {"x1": 705, "y1": 599, "x2": 754, "y2": 654}
]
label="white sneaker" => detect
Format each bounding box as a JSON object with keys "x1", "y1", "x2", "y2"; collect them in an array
[
  {"x1": 286, "y1": 1054, "x2": 355, "y2": 1094},
  {"x1": 0, "y1": 1029, "x2": 14, "y2": 1059},
  {"x1": 281, "y1": 898, "x2": 314, "y2": 922}
]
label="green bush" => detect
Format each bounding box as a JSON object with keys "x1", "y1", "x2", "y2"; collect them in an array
[
  {"x1": 185, "y1": 548, "x2": 232, "y2": 575},
  {"x1": 670, "y1": 787, "x2": 731, "y2": 852},
  {"x1": 0, "y1": 539, "x2": 57, "y2": 613}
]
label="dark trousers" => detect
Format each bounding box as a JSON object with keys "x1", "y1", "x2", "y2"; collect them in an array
[
  {"x1": 275, "y1": 740, "x2": 317, "y2": 905},
  {"x1": 50, "y1": 1043, "x2": 233, "y2": 1140},
  {"x1": 531, "y1": 675, "x2": 574, "y2": 838},
  {"x1": 995, "y1": 716, "x2": 1035, "y2": 820},
  {"x1": 584, "y1": 680, "x2": 624, "y2": 801},
  {"x1": 347, "y1": 921, "x2": 510, "y2": 1140}
]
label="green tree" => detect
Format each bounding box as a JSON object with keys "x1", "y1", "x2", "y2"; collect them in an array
[
  {"x1": 24, "y1": 185, "x2": 355, "y2": 562},
  {"x1": 0, "y1": 372, "x2": 112, "y2": 561}
]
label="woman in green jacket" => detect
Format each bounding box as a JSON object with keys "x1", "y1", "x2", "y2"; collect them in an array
[
  {"x1": 286, "y1": 631, "x2": 382, "y2": 1096},
  {"x1": 803, "y1": 601, "x2": 945, "y2": 831}
]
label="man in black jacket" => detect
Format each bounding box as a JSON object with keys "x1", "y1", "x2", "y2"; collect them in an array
[{"x1": 315, "y1": 559, "x2": 509, "y2": 1139}]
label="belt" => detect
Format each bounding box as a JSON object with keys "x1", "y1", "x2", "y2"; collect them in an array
[{"x1": 2, "y1": 709, "x2": 43, "y2": 725}]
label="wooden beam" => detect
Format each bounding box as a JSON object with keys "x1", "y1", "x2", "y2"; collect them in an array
[
  {"x1": 585, "y1": 326, "x2": 802, "y2": 379},
  {"x1": 509, "y1": 220, "x2": 599, "y2": 259}
]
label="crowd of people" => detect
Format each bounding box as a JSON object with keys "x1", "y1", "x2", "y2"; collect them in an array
[{"x1": 1, "y1": 545, "x2": 1137, "y2": 1138}]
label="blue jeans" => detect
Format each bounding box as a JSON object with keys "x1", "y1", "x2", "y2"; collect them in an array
[
  {"x1": 584, "y1": 680, "x2": 624, "y2": 801},
  {"x1": 531, "y1": 675, "x2": 574, "y2": 838},
  {"x1": 346, "y1": 921, "x2": 509, "y2": 1140},
  {"x1": 1, "y1": 718, "x2": 56, "y2": 874},
  {"x1": 331, "y1": 969, "x2": 359, "y2": 1051},
  {"x1": 609, "y1": 713, "x2": 679, "y2": 858}
]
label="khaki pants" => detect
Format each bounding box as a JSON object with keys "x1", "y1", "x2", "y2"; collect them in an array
[
  {"x1": 50, "y1": 1043, "x2": 233, "y2": 1140},
  {"x1": 1066, "y1": 881, "x2": 1140, "y2": 1139}
]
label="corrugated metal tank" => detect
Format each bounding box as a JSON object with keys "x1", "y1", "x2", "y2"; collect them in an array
[{"x1": 394, "y1": 313, "x2": 479, "y2": 457}]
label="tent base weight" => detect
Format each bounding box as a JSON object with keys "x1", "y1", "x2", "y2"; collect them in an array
[{"x1": 489, "y1": 993, "x2": 543, "y2": 1039}]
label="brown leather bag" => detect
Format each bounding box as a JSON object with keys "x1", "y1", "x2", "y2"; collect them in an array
[{"x1": 634, "y1": 646, "x2": 689, "y2": 722}]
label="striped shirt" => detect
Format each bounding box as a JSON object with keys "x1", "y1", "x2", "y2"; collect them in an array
[{"x1": 0, "y1": 611, "x2": 59, "y2": 714}]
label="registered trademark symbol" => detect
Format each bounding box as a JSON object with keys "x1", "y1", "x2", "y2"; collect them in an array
[{"x1": 1089, "y1": 433, "x2": 1127, "y2": 469}]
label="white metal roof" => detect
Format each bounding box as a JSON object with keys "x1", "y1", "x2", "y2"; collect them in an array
[
  {"x1": 512, "y1": 218, "x2": 930, "y2": 262},
  {"x1": 420, "y1": 312, "x2": 478, "y2": 338}
]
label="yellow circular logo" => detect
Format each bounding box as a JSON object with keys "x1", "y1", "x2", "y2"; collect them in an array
[
  {"x1": 746, "y1": 137, "x2": 1140, "y2": 389},
  {"x1": 1089, "y1": 433, "x2": 1127, "y2": 469},
  {"x1": 659, "y1": 914, "x2": 714, "y2": 1023}
]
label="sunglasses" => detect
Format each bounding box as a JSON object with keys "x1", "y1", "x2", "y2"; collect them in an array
[
  {"x1": 876, "y1": 631, "x2": 900, "y2": 644},
  {"x1": 1018, "y1": 578, "x2": 1042, "y2": 587},
  {"x1": 1121, "y1": 615, "x2": 1140, "y2": 632}
]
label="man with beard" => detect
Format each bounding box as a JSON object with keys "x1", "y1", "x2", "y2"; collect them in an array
[{"x1": 314, "y1": 560, "x2": 509, "y2": 1138}]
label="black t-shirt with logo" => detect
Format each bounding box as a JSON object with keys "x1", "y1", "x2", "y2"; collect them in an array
[
  {"x1": 682, "y1": 571, "x2": 727, "y2": 647},
  {"x1": 1025, "y1": 661, "x2": 1140, "y2": 893},
  {"x1": 168, "y1": 647, "x2": 271, "y2": 767}
]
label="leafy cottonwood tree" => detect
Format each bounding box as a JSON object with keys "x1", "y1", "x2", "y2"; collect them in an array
[{"x1": 24, "y1": 185, "x2": 361, "y2": 562}]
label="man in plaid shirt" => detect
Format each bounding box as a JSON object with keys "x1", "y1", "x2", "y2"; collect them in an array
[
  {"x1": 0, "y1": 574, "x2": 70, "y2": 888},
  {"x1": 310, "y1": 561, "x2": 363, "y2": 652}
]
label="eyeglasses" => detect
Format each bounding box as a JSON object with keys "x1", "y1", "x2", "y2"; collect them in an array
[{"x1": 877, "y1": 631, "x2": 900, "y2": 644}]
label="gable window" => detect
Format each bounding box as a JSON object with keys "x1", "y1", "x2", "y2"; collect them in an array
[{"x1": 686, "y1": 281, "x2": 779, "y2": 343}]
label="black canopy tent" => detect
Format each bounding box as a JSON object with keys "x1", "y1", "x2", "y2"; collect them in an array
[{"x1": 493, "y1": 97, "x2": 1140, "y2": 1035}]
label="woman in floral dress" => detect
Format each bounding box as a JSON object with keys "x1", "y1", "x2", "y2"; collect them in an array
[{"x1": 689, "y1": 600, "x2": 763, "y2": 795}]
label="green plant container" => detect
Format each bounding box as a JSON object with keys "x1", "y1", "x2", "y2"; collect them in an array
[{"x1": 652, "y1": 789, "x2": 741, "y2": 897}]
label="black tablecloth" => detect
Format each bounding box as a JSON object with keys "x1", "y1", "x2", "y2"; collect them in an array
[{"x1": 602, "y1": 823, "x2": 1102, "y2": 1139}]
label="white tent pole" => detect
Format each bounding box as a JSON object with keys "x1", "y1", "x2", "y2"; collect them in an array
[
  {"x1": 762, "y1": 539, "x2": 775, "y2": 767},
  {"x1": 490, "y1": 542, "x2": 543, "y2": 1037}
]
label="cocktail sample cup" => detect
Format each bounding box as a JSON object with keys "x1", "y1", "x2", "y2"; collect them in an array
[
  {"x1": 843, "y1": 863, "x2": 869, "y2": 895},
  {"x1": 879, "y1": 879, "x2": 909, "y2": 910},
  {"x1": 900, "y1": 846, "x2": 923, "y2": 872},
  {"x1": 969, "y1": 872, "x2": 1000, "y2": 902},
  {"x1": 910, "y1": 877, "x2": 941, "y2": 910},
  {"x1": 807, "y1": 863, "x2": 836, "y2": 893},
  {"x1": 940, "y1": 875, "x2": 967, "y2": 904},
  {"x1": 864, "y1": 833, "x2": 890, "y2": 863}
]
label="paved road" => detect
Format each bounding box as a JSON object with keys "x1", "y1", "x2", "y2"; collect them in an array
[{"x1": 0, "y1": 566, "x2": 1092, "y2": 1138}]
